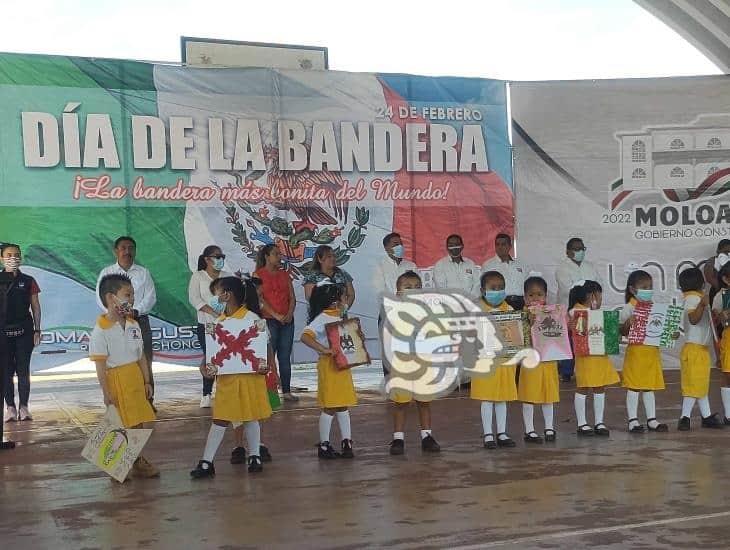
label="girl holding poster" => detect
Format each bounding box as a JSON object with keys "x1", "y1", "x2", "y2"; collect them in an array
[
  {"x1": 520, "y1": 275, "x2": 560, "y2": 444},
  {"x1": 190, "y1": 277, "x2": 273, "y2": 479},
  {"x1": 620, "y1": 269, "x2": 668, "y2": 434},
  {"x1": 301, "y1": 281, "x2": 357, "y2": 459},
  {"x1": 568, "y1": 280, "x2": 619, "y2": 437}
]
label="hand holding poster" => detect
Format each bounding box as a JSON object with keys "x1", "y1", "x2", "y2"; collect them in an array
[
  {"x1": 325, "y1": 317, "x2": 370, "y2": 370},
  {"x1": 81, "y1": 405, "x2": 152, "y2": 483},
  {"x1": 628, "y1": 302, "x2": 683, "y2": 348},
  {"x1": 572, "y1": 310, "x2": 620, "y2": 356},
  {"x1": 488, "y1": 311, "x2": 531, "y2": 357},
  {"x1": 205, "y1": 315, "x2": 269, "y2": 375},
  {"x1": 529, "y1": 304, "x2": 572, "y2": 361}
]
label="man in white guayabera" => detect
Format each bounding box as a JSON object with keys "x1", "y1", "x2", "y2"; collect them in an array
[{"x1": 433, "y1": 234, "x2": 480, "y2": 298}]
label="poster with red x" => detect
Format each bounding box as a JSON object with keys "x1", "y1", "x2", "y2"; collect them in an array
[{"x1": 205, "y1": 314, "x2": 269, "y2": 375}]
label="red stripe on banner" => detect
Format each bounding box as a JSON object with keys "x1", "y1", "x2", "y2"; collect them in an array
[
  {"x1": 611, "y1": 190, "x2": 631, "y2": 210},
  {"x1": 663, "y1": 189, "x2": 680, "y2": 202},
  {"x1": 695, "y1": 167, "x2": 730, "y2": 196},
  {"x1": 380, "y1": 82, "x2": 514, "y2": 268}
]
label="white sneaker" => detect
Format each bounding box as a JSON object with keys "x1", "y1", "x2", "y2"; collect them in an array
[
  {"x1": 4, "y1": 406, "x2": 17, "y2": 423},
  {"x1": 199, "y1": 395, "x2": 212, "y2": 409},
  {"x1": 18, "y1": 406, "x2": 32, "y2": 421}
]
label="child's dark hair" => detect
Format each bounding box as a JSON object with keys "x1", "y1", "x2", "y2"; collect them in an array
[
  {"x1": 255, "y1": 244, "x2": 276, "y2": 269},
  {"x1": 524, "y1": 276, "x2": 548, "y2": 294},
  {"x1": 99, "y1": 273, "x2": 132, "y2": 307},
  {"x1": 197, "y1": 245, "x2": 221, "y2": 271},
  {"x1": 396, "y1": 270, "x2": 421, "y2": 290},
  {"x1": 625, "y1": 269, "x2": 652, "y2": 303},
  {"x1": 568, "y1": 280, "x2": 602, "y2": 309},
  {"x1": 717, "y1": 262, "x2": 730, "y2": 289},
  {"x1": 308, "y1": 283, "x2": 343, "y2": 323},
  {"x1": 480, "y1": 270, "x2": 505, "y2": 289},
  {"x1": 717, "y1": 239, "x2": 730, "y2": 254},
  {"x1": 678, "y1": 267, "x2": 704, "y2": 293},
  {"x1": 210, "y1": 276, "x2": 261, "y2": 315},
  {"x1": 0, "y1": 242, "x2": 21, "y2": 255}
]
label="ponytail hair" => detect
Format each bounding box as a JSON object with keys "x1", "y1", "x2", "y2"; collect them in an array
[
  {"x1": 209, "y1": 275, "x2": 261, "y2": 316},
  {"x1": 308, "y1": 283, "x2": 343, "y2": 323},
  {"x1": 568, "y1": 280, "x2": 602, "y2": 310},
  {"x1": 197, "y1": 245, "x2": 221, "y2": 271}
]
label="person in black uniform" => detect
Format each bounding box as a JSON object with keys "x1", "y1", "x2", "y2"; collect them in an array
[{"x1": 1, "y1": 243, "x2": 42, "y2": 422}]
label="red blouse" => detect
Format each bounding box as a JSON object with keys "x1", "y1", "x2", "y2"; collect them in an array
[{"x1": 254, "y1": 267, "x2": 292, "y2": 319}]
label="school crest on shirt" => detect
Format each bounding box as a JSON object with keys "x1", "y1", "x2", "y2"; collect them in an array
[
  {"x1": 210, "y1": 145, "x2": 371, "y2": 279},
  {"x1": 128, "y1": 327, "x2": 142, "y2": 340}
]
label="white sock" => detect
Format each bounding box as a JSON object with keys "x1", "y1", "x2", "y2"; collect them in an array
[
  {"x1": 722, "y1": 387, "x2": 730, "y2": 419},
  {"x1": 202, "y1": 424, "x2": 227, "y2": 463},
  {"x1": 244, "y1": 421, "x2": 261, "y2": 457},
  {"x1": 681, "y1": 396, "x2": 696, "y2": 418},
  {"x1": 542, "y1": 404, "x2": 554, "y2": 431},
  {"x1": 698, "y1": 396, "x2": 711, "y2": 418},
  {"x1": 335, "y1": 410, "x2": 352, "y2": 440},
  {"x1": 643, "y1": 391, "x2": 657, "y2": 427},
  {"x1": 319, "y1": 412, "x2": 334, "y2": 443},
  {"x1": 522, "y1": 403, "x2": 535, "y2": 433},
  {"x1": 594, "y1": 393, "x2": 605, "y2": 425},
  {"x1": 393, "y1": 431, "x2": 405, "y2": 441},
  {"x1": 626, "y1": 390, "x2": 640, "y2": 426},
  {"x1": 495, "y1": 402, "x2": 508, "y2": 434},
  {"x1": 480, "y1": 401, "x2": 494, "y2": 435},
  {"x1": 420, "y1": 429, "x2": 432, "y2": 440},
  {"x1": 574, "y1": 393, "x2": 587, "y2": 426}
]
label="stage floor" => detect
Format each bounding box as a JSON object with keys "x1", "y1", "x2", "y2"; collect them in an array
[{"x1": 2, "y1": 370, "x2": 730, "y2": 549}]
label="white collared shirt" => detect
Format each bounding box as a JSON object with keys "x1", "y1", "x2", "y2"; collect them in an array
[
  {"x1": 96, "y1": 262, "x2": 157, "y2": 315},
  {"x1": 188, "y1": 269, "x2": 233, "y2": 324},
  {"x1": 481, "y1": 256, "x2": 527, "y2": 296},
  {"x1": 555, "y1": 257, "x2": 600, "y2": 306},
  {"x1": 373, "y1": 256, "x2": 417, "y2": 301},
  {"x1": 89, "y1": 315, "x2": 144, "y2": 369},
  {"x1": 684, "y1": 292, "x2": 711, "y2": 346},
  {"x1": 433, "y1": 255, "x2": 480, "y2": 296}
]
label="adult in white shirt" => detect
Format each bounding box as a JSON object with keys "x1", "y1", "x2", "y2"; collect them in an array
[
  {"x1": 96, "y1": 236, "x2": 157, "y2": 401},
  {"x1": 481, "y1": 233, "x2": 527, "y2": 310},
  {"x1": 433, "y1": 234, "x2": 480, "y2": 297},
  {"x1": 188, "y1": 244, "x2": 232, "y2": 408},
  {"x1": 374, "y1": 232, "x2": 416, "y2": 374},
  {"x1": 554, "y1": 237, "x2": 601, "y2": 381}
]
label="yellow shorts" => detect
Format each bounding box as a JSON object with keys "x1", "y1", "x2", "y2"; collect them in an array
[{"x1": 107, "y1": 362, "x2": 156, "y2": 428}]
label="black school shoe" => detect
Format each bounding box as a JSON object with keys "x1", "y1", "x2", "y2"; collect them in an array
[
  {"x1": 260, "y1": 445, "x2": 272, "y2": 462},
  {"x1": 702, "y1": 413, "x2": 724, "y2": 429},
  {"x1": 230, "y1": 446, "x2": 246, "y2": 464},
  {"x1": 190, "y1": 460, "x2": 215, "y2": 479},
  {"x1": 421, "y1": 434, "x2": 441, "y2": 453},
  {"x1": 647, "y1": 418, "x2": 669, "y2": 432},
  {"x1": 341, "y1": 439, "x2": 355, "y2": 459},
  {"x1": 524, "y1": 431, "x2": 543, "y2": 444},
  {"x1": 247, "y1": 456, "x2": 263, "y2": 473},
  {"x1": 496, "y1": 433, "x2": 516, "y2": 448},
  {"x1": 593, "y1": 424, "x2": 610, "y2": 436},
  {"x1": 544, "y1": 429, "x2": 557, "y2": 442},
  {"x1": 390, "y1": 439, "x2": 405, "y2": 455},
  {"x1": 483, "y1": 434, "x2": 497, "y2": 450},
  {"x1": 318, "y1": 442, "x2": 340, "y2": 459},
  {"x1": 577, "y1": 424, "x2": 594, "y2": 437},
  {"x1": 677, "y1": 416, "x2": 691, "y2": 431}
]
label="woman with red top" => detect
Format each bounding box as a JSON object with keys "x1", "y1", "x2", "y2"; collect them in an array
[{"x1": 255, "y1": 245, "x2": 298, "y2": 402}]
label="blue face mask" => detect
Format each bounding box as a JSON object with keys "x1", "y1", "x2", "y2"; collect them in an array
[
  {"x1": 209, "y1": 295, "x2": 226, "y2": 314},
  {"x1": 212, "y1": 257, "x2": 225, "y2": 271},
  {"x1": 635, "y1": 289, "x2": 653, "y2": 302},
  {"x1": 484, "y1": 290, "x2": 506, "y2": 306},
  {"x1": 573, "y1": 249, "x2": 585, "y2": 263},
  {"x1": 391, "y1": 244, "x2": 404, "y2": 259}
]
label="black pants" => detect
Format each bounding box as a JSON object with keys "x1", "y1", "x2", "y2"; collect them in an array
[
  {"x1": 136, "y1": 315, "x2": 155, "y2": 396},
  {"x1": 3, "y1": 328, "x2": 33, "y2": 408},
  {"x1": 197, "y1": 323, "x2": 214, "y2": 396}
]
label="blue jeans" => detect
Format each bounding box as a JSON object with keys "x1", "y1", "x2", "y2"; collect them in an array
[{"x1": 267, "y1": 319, "x2": 294, "y2": 393}]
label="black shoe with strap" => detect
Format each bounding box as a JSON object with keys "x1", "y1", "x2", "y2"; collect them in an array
[
  {"x1": 260, "y1": 445, "x2": 272, "y2": 462},
  {"x1": 628, "y1": 418, "x2": 645, "y2": 433},
  {"x1": 190, "y1": 460, "x2": 215, "y2": 479},
  {"x1": 544, "y1": 429, "x2": 556, "y2": 442},
  {"x1": 496, "y1": 433, "x2": 516, "y2": 447},
  {"x1": 248, "y1": 455, "x2": 263, "y2": 473},
  {"x1": 647, "y1": 418, "x2": 669, "y2": 432},
  {"x1": 318, "y1": 442, "x2": 340, "y2": 459},
  {"x1": 341, "y1": 439, "x2": 354, "y2": 459},
  {"x1": 677, "y1": 416, "x2": 691, "y2": 431},
  {"x1": 577, "y1": 424, "x2": 594, "y2": 437},
  {"x1": 483, "y1": 433, "x2": 497, "y2": 450},
  {"x1": 230, "y1": 446, "x2": 246, "y2": 464},
  {"x1": 593, "y1": 423, "x2": 610, "y2": 436},
  {"x1": 524, "y1": 431, "x2": 543, "y2": 444},
  {"x1": 701, "y1": 413, "x2": 724, "y2": 429}
]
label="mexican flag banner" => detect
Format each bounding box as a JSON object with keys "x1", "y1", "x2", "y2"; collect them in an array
[
  {"x1": 0, "y1": 53, "x2": 513, "y2": 369},
  {"x1": 572, "y1": 310, "x2": 620, "y2": 356}
]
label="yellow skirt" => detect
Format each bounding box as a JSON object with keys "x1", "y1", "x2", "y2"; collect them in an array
[
  {"x1": 318, "y1": 355, "x2": 357, "y2": 408},
  {"x1": 106, "y1": 362, "x2": 156, "y2": 428},
  {"x1": 575, "y1": 355, "x2": 620, "y2": 389},
  {"x1": 213, "y1": 373, "x2": 272, "y2": 422},
  {"x1": 621, "y1": 344, "x2": 665, "y2": 390},
  {"x1": 471, "y1": 362, "x2": 518, "y2": 402},
  {"x1": 720, "y1": 330, "x2": 730, "y2": 373},
  {"x1": 680, "y1": 343, "x2": 711, "y2": 398},
  {"x1": 517, "y1": 361, "x2": 559, "y2": 404}
]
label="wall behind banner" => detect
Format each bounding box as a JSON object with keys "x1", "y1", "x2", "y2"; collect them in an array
[
  {"x1": 0, "y1": 53, "x2": 514, "y2": 369},
  {"x1": 511, "y1": 75, "x2": 730, "y2": 367}
]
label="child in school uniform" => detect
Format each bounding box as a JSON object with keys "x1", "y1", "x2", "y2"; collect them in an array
[
  {"x1": 301, "y1": 281, "x2": 357, "y2": 459},
  {"x1": 190, "y1": 276, "x2": 273, "y2": 478},
  {"x1": 90, "y1": 274, "x2": 159, "y2": 479},
  {"x1": 568, "y1": 280, "x2": 619, "y2": 437},
  {"x1": 677, "y1": 268, "x2": 723, "y2": 430},
  {"x1": 386, "y1": 271, "x2": 441, "y2": 455},
  {"x1": 712, "y1": 261, "x2": 730, "y2": 424},
  {"x1": 471, "y1": 271, "x2": 517, "y2": 449},
  {"x1": 620, "y1": 269, "x2": 669, "y2": 433},
  {"x1": 520, "y1": 275, "x2": 560, "y2": 444}
]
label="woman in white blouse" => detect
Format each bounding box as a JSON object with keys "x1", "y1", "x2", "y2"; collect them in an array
[{"x1": 188, "y1": 245, "x2": 232, "y2": 408}]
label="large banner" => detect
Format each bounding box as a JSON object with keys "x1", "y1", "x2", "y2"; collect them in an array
[
  {"x1": 0, "y1": 53, "x2": 513, "y2": 369},
  {"x1": 512, "y1": 76, "x2": 730, "y2": 366}
]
